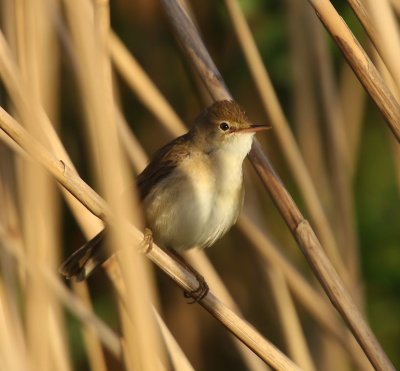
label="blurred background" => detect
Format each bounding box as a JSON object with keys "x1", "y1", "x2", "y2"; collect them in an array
[{"x1": 0, "y1": 0, "x2": 399, "y2": 370}]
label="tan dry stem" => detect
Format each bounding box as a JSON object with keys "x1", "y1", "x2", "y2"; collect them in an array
[
  {"x1": 62, "y1": 0, "x2": 163, "y2": 368},
  {"x1": 0, "y1": 107, "x2": 300, "y2": 370},
  {"x1": 0, "y1": 224, "x2": 122, "y2": 358},
  {"x1": 266, "y1": 266, "x2": 316, "y2": 371},
  {"x1": 160, "y1": 1, "x2": 394, "y2": 369},
  {"x1": 307, "y1": 0, "x2": 400, "y2": 142},
  {"x1": 106, "y1": 28, "x2": 368, "y2": 369},
  {"x1": 347, "y1": 0, "x2": 400, "y2": 98},
  {"x1": 224, "y1": 0, "x2": 345, "y2": 282}
]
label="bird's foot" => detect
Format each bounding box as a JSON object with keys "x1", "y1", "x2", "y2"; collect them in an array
[
  {"x1": 166, "y1": 248, "x2": 209, "y2": 303},
  {"x1": 184, "y1": 272, "x2": 209, "y2": 303}
]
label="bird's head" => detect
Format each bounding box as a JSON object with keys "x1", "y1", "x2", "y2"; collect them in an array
[{"x1": 192, "y1": 100, "x2": 270, "y2": 154}]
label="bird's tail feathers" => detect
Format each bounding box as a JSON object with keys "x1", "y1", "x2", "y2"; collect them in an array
[{"x1": 59, "y1": 230, "x2": 106, "y2": 281}]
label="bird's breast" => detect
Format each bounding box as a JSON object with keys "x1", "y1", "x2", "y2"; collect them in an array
[{"x1": 143, "y1": 150, "x2": 244, "y2": 251}]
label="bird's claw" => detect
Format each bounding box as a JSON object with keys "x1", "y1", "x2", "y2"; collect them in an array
[{"x1": 184, "y1": 272, "x2": 209, "y2": 303}]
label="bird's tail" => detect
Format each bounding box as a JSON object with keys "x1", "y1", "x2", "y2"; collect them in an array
[{"x1": 59, "y1": 230, "x2": 107, "y2": 281}]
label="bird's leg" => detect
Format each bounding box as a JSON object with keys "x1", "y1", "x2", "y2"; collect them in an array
[
  {"x1": 139, "y1": 230, "x2": 208, "y2": 302},
  {"x1": 167, "y1": 248, "x2": 209, "y2": 303}
]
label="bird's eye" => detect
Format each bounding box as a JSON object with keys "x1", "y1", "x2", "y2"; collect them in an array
[{"x1": 219, "y1": 122, "x2": 230, "y2": 131}]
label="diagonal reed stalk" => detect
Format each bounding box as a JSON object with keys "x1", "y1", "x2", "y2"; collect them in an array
[
  {"x1": 0, "y1": 105, "x2": 301, "y2": 369},
  {"x1": 106, "y1": 26, "x2": 371, "y2": 369},
  {"x1": 0, "y1": 0, "x2": 397, "y2": 369},
  {"x1": 307, "y1": 14, "x2": 361, "y2": 305},
  {"x1": 106, "y1": 2, "x2": 388, "y2": 368},
  {"x1": 285, "y1": 0, "x2": 333, "y2": 210},
  {"x1": 160, "y1": 1, "x2": 395, "y2": 370},
  {"x1": 305, "y1": 0, "x2": 400, "y2": 142},
  {"x1": 224, "y1": 0, "x2": 346, "y2": 282},
  {"x1": 109, "y1": 37, "x2": 369, "y2": 367},
  {"x1": 265, "y1": 265, "x2": 316, "y2": 371},
  {"x1": 62, "y1": 0, "x2": 163, "y2": 368},
  {"x1": 363, "y1": 0, "x2": 400, "y2": 191},
  {"x1": 339, "y1": 63, "x2": 366, "y2": 179},
  {"x1": 0, "y1": 224, "x2": 122, "y2": 358},
  {"x1": 0, "y1": 7, "x2": 187, "y2": 370},
  {"x1": 346, "y1": 0, "x2": 400, "y2": 96},
  {"x1": 6, "y1": 1, "x2": 69, "y2": 370}
]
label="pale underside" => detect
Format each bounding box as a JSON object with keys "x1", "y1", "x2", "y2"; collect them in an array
[{"x1": 143, "y1": 132, "x2": 254, "y2": 251}]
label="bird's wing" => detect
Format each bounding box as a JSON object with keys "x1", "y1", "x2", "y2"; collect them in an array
[{"x1": 137, "y1": 133, "x2": 192, "y2": 200}]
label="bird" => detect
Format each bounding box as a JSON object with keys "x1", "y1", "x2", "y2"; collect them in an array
[{"x1": 59, "y1": 100, "x2": 270, "y2": 299}]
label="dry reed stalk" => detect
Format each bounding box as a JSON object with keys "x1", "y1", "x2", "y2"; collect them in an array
[
  {"x1": 0, "y1": 5, "x2": 109, "y2": 369},
  {"x1": 283, "y1": 11, "x2": 353, "y2": 364},
  {"x1": 116, "y1": 109, "x2": 149, "y2": 173},
  {"x1": 0, "y1": 92, "x2": 301, "y2": 371},
  {"x1": 12, "y1": 2, "x2": 67, "y2": 370},
  {"x1": 109, "y1": 31, "x2": 186, "y2": 136},
  {"x1": 347, "y1": 0, "x2": 400, "y2": 97},
  {"x1": 238, "y1": 214, "x2": 372, "y2": 370},
  {"x1": 105, "y1": 25, "x2": 361, "y2": 367},
  {"x1": 109, "y1": 25, "x2": 284, "y2": 371},
  {"x1": 284, "y1": 15, "x2": 351, "y2": 365},
  {"x1": 72, "y1": 282, "x2": 107, "y2": 371},
  {"x1": 0, "y1": 279, "x2": 30, "y2": 371},
  {"x1": 364, "y1": 0, "x2": 400, "y2": 95},
  {"x1": 106, "y1": 26, "x2": 383, "y2": 370},
  {"x1": 265, "y1": 267, "x2": 316, "y2": 371},
  {"x1": 224, "y1": 0, "x2": 346, "y2": 278},
  {"x1": 0, "y1": 126, "x2": 27, "y2": 156},
  {"x1": 0, "y1": 30, "x2": 103, "y2": 236},
  {"x1": 364, "y1": 0, "x2": 400, "y2": 191},
  {"x1": 240, "y1": 189, "x2": 315, "y2": 370},
  {"x1": 375, "y1": 44, "x2": 400, "y2": 193},
  {"x1": 95, "y1": 2, "x2": 167, "y2": 368},
  {"x1": 107, "y1": 23, "x2": 367, "y2": 369},
  {"x1": 390, "y1": 0, "x2": 400, "y2": 16},
  {"x1": 305, "y1": 0, "x2": 400, "y2": 142},
  {"x1": 0, "y1": 1, "x2": 394, "y2": 370},
  {"x1": 308, "y1": 14, "x2": 361, "y2": 305},
  {"x1": 114, "y1": 108, "x2": 268, "y2": 371},
  {"x1": 0, "y1": 224, "x2": 122, "y2": 358},
  {"x1": 160, "y1": 1, "x2": 395, "y2": 369},
  {"x1": 110, "y1": 35, "x2": 309, "y2": 368},
  {"x1": 249, "y1": 148, "x2": 393, "y2": 371},
  {"x1": 102, "y1": 255, "x2": 196, "y2": 371},
  {"x1": 79, "y1": 247, "x2": 193, "y2": 371},
  {"x1": 1, "y1": 22, "x2": 111, "y2": 371},
  {"x1": 112, "y1": 65, "x2": 359, "y2": 369},
  {"x1": 375, "y1": 53, "x2": 400, "y2": 192},
  {"x1": 339, "y1": 64, "x2": 366, "y2": 179},
  {"x1": 63, "y1": 0, "x2": 163, "y2": 368},
  {"x1": 104, "y1": 1, "x2": 390, "y2": 370},
  {"x1": 0, "y1": 23, "x2": 101, "y2": 235},
  {"x1": 285, "y1": 1, "x2": 333, "y2": 211},
  {"x1": 72, "y1": 278, "x2": 108, "y2": 371},
  {"x1": 3, "y1": 0, "x2": 148, "y2": 370},
  {"x1": 0, "y1": 161, "x2": 30, "y2": 371},
  {"x1": 2, "y1": 3, "x2": 194, "y2": 369},
  {"x1": 47, "y1": 309, "x2": 72, "y2": 371},
  {"x1": 153, "y1": 309, "x2": 195, "y2": 371},
  {"x1": 109, "y1": 32, "x2": 306, "y2": 369},
  {"x1": 185, "y1": 251, "x2": 270, "y2": 371}
]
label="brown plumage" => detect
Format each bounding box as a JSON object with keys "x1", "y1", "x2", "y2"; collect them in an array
[{"x1": 137, "y1": 133, "x2": 192, "y2": 200}]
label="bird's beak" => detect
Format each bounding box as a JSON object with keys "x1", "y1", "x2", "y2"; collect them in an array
[{"x1": 236, "y1": 124, "x2": 272, "y2": 133}]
